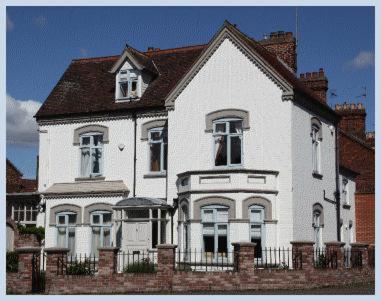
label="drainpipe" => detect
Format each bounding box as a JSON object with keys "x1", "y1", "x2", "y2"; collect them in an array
[
  {"x1": 133, "y1": 114, "x2": 137, "y2": 197},
  {"x1": 335, "y1": 126, "x2": 341, "y2": 241}
]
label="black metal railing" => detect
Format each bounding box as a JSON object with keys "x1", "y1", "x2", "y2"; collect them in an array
[
  {"x1": 175, "y1": 249, "x2": 234, "y2": 271},
  {"x1": 57, "y1": 253, "x2": 98, "y2": 275},
  {"x1": 117, "y1": 250, "x2": 157, "y2": 273},
  {"x1": 254, "y1": 247, "x2": 301, "y2": 270},
  {"x1": 314, "y1": 248, "x2": 338, "y2": 269},
  {"x1": 343, "y1": 248, "x2": 362, "y2": 268}
]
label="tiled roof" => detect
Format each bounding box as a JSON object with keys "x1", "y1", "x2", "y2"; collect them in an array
[{"x1": 35, "y1": 22, "x2": 338, "y2": 121}]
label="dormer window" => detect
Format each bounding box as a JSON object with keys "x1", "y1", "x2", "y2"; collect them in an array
[{"x1": 116, "y1": 69, "x2": 140, "y2": 101}]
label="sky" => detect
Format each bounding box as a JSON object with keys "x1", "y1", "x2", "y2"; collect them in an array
[{"x1": 6, "y1": 6, "x2": 375, "y2": 179}]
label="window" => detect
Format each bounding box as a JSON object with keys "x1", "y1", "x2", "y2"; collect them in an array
[
  {"x1": 213, "y1": 119, "x2": 243, "y2": 167},
  {"x1": 91, "y1": 211, "x2": 112, "y2": 257},
  {"x1": 342, "y1": 178, "x2": 349, "y2": 205},
  {"x1": 313, "y1": 210, "x2": 322, "y2": 249},
  {"x1": 201, "y1": 205, "x2": 229, "y2": 261},
  {"x1": 80, "y1": 133, "x2": 103, "y2": 178},
  {"x1": 56, "y1": 212, "x2": 77, "y2": 255},
  {"x1": 117, "y1": 69, "x2": 140, "y2": 100},
  {"x1": 311, "y1": 121, "x2": 322, "y2": 174},
  {"x1": 348, "y1": 222, "x2": 354, "y2": 243},
  {"x1": 12, "y1": 203, "x2": 38, "y2": 225},
  {"x1": 148, "y1": 127, "x2": 167, "y2": 172},
  {"x1": 249, "y1": 205, "x2": 265, "y2": 258}
]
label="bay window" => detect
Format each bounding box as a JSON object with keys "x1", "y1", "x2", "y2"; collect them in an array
[
  {"x1": 201, "y1": 205, "x2": 229, "y2": 261},
  {"x1": 91, "y1": 211, "x2": 112, "y2": 257},
  {"x1": 213, "y1": 119, "x2": 242, "y2": 167},
  {"x1": 148, "y1": 127, "x2": 167, "y2": 172},
  {"x1": 56, "y1": 212, "x2": 77, "y2": 255},
  {"x1": 80, "y1": 133, "x2": 103, "y2": 178}
]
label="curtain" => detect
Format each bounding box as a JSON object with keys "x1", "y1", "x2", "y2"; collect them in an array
[{"x1": 81, "y1": 148, "x2": 90, "y2": 177}]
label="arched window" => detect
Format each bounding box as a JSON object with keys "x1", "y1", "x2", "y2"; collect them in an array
[
  {"x1": 201, "y1": 205, "x2": 229, "y2": 260},
  {"x1": 213, "y1": 118, "x2": 243, "y2": 166},
  {"x1": 249, "y1": 205, "x2": 265, "y2": 258},
  {"x1": 79, "y1": 132, "x2": 103, "y2": 178},
  {"x1": 312, "y1": 203, "x2": 324, "y2": 249},
  {"x1": 311, "y1": 118, "x2": 322, "y2": 175},
  {"x1": 90, "y1": 211, "x2": 112, "y2": 257},
  {"x1": 56, "y1": 212, "x2": 77, "y2": 255}
]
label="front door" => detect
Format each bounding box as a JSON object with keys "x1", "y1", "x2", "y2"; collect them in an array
[{"x1": 125, "y1": 222, "x2": 149, "y2": 250}]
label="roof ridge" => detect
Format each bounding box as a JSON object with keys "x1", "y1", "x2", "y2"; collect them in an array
[
  {"x1": 72, "y1": 55, "x2": 120, "y2": 63},
  {"x1": 144, "y1": 43, "x2": 207, "y2": 55}
]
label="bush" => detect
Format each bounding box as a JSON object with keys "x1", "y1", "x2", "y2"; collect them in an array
[
  {"x1": 315, "y1": 254, "x2": 327, "y2": 269},
  {"x1": 66, "y1": 261, "x2": 94, "y2": 276},
  {"x1": 17, "y1": 225, "x2": 45, "y2": 241},
  {"x1": 123, "y1": 258, "x2": 156, "y2": 273},
  {"x1": 6, "y1": 251, "x2": 19, "y2": 272}
]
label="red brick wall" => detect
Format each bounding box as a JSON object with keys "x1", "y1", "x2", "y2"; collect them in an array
[{"x1": 355, "y1": 193, "x2": 375, "y2": 244}]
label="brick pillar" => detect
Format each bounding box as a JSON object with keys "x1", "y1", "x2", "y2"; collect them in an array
[
  {"x1": 232, "y1": 242, "x2": 255, "y2": 273},
  {"x1": 45, "y1": 247, "x2": 69, "y2": 278},
  {"x1": 350, "y1": 243, "x2": 369, "y2": 268},
  {"x1": 14, "y1": 247, "x2": 41, "y2": 294},
  {"x1": 368, "y1": 244, "x2": 375, "y2": 268},
  {"x1": 325, "y1": 241, "x2": 345, "y2": 269},
  {"x1": 291, "y1": 241, "x2": 315, "y2": 270},
  {"x1": 157, "y1": 244, "x2": 176, "y2": 275},
  {"x1": 98, "y1": 247, "x2": 119, "y2": 275}
]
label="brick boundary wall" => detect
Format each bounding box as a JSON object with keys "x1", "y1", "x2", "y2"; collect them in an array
[{"x1": 7, "y1": 242, "x2": 375, "y2": 294}]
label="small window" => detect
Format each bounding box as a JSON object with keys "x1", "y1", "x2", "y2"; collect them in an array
[
  {"x1": 12, "y1": 203, "x2": 38, "y2": 225},
  {"x1": 342, "y1": 178, "x2": 349, "y2": 205},
  {"x1": 56, "y1": 212, "x2": 77, "y2": 255},
  {"x1": 213, "y1": 119, "x2": 243, "y2": 167},
  {"x1": 116, "y1": 69, "x2": 140, "y2": 100},
  {"x1": 148, "y1": 127, "x2": 167, "y2": 172},
  {"x1": 311, "y1": 119, "x2": 322, "y2": 175},
  {"x1": 80, "y1": 133, "x2": 103, "y2": 178},
  {"x1": 313, "y1": 210, "x2": 322, "y2": 249}
]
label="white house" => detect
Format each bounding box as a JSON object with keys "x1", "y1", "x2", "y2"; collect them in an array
[{"x1": 34, "y1": 21, "x2": 356, "y2": 259}]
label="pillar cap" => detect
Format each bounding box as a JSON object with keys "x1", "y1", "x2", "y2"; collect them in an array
[
  {"x1": 350, "y1": 243, "x2": 369, "y2": 248},
  {"x1": 45, "y1": 247, "x2": 70, "y2": 253},
  {"x1": 290, "y1": 241, "x2": 315, "y2": 245},
  {"x1": 325, "y1": 241, "x2": 345, "y2": 246},
  {"x1": 231, "y1": 242, "x2": 256, "y2": 247},
  {"x1": 98, "y1": 246, "x2": 120, "y2": 251},
  {"x1": 157, "y1": 244, "x2": 177, "y2": 249},
  {"x1": 15, "y1": 247, "x2": 41, "y2": 254}
]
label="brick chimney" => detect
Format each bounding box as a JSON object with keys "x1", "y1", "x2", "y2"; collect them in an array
[
  {"x1": 259, "y1": 31, "x2": 297, "y2": 73},
  {"x1": 299, "y1": 68, "x2": 328, "y2": 104},
  {"x1": 335, "y1": 102, "x2": 367, "y2": 140}
]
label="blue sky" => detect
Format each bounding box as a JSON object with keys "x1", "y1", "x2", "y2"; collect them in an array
[{"x1": 6, "y1": 6, "x2": 375, "y2": 178}]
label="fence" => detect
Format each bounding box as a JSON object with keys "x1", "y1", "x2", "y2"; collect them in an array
[
  {"x1": 343, "y1": 248, "x2": 363, "y2": 269},
  {"x1": 314, "y1": 248, "x2": 338, "y2": 269},
  {"x1": 175, "y1": 249, "x2": 234, "y2": 271},
  {"x1": 117, "y1": 250, "x2": 157, "y2": 273},
  {"x1": 254, "y1": 247, "x2": 301, "y2": 269},
  {"x1": 56, "y1": 253, "x2": 98, "y2": 275}
]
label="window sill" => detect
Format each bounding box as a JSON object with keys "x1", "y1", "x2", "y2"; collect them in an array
[
  {"x1": 312, "y1": 172, "x2": 323, "y2": 180},
  {"x1": 143, "y1": 172, "x2": 167, "y2": 179},
  {"x1": 342, "y1": 204, "x2": 351, "y2": 210},
  {"x1": 75, "y1": 176, "x2": 105, "y2": 182}
]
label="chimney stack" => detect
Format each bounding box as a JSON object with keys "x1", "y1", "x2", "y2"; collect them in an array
[
  {"x1": 299, "y1": 68, "x2": 328, "y2": 104},
  {"x1": 259, "y1": 31, "x2": 297, "y2": 73},
  {"x1": 335, "y1": 102, "x2": 367, "y2": 140}
]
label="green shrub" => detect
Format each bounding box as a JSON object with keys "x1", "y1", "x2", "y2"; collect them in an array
[
  {"x1": 6, "y1": 251, "x2": 19, "y2": 272},
  {"x1": 17, "y1": 225, "x2": 45, "y2": 241},
  {"x1": 66, "y1": 261, "x2": 94, "y2": 276},
  {"x1": 315, "y1": 254, "x2": 327, "y2": 269},
  {"x1": 123, "y1": 258, "x2": 156, "y2": 273}
]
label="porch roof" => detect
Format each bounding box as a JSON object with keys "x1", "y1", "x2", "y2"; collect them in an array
[{"x1": 114, "y1": 197, "x2": 169, "y2": 208}]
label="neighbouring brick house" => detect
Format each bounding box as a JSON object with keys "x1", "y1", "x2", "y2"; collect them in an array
[
  {"x1": 31, "y1": 21, "x2": 362, "y2": 261},
  {"x1": 334, "y1": 104, "x2": 375, "y2": 244},
  {"x1": 6, "y1": 159, "x2": 40, "y2": 250}
]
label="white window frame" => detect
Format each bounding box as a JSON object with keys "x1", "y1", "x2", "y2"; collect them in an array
[
  {"x1": 249, "y1": 205, "x2": 265, "y2": 257},
  {"x1": 56, "y1": 212, "x2": 77, "y2": 254},
  {"x1": 148, "y1": 127, "x2": 167, "y2": 173},
  {"x1": 90, "y1": 211, "x2": 113, "y2": 256},
  {"x1": 342, "y1": 178, "x2": 350, "y2": 205},
  {"x1": 212, "y1": 118, "x2": 243, "y2": 168},
  {"x1": 11, "y1": 203, "x2": 38, "y2": 225},
  {"x1": 79, "y1": 132, "x2": 104, "y2": 178},
  {"x1": 116, "y1": 69, "x2": 140, "y2": 101},
  {"x1": 311, "y1": 124, "x2": 322, "y2": 175},
  {"x1": 313, "y1": 210, "x2": 323, "y2": 249},
  {"x1": 201, "y1": 205, "x2": 229, "y2": 261}
]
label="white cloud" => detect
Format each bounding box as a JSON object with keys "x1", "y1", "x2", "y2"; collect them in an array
[
  {"x1": 346, "y1": 51, "x2": 375, "y2": 69},
  {"x1": 34, "y1": 15, "x2": 47, "y2": 28},
  {"x1": 7, "y1": 15, "x2": 14, "y2": 31},
  {"x1": 6, "y1": 94, "x2": 42, "y2": 146}
]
